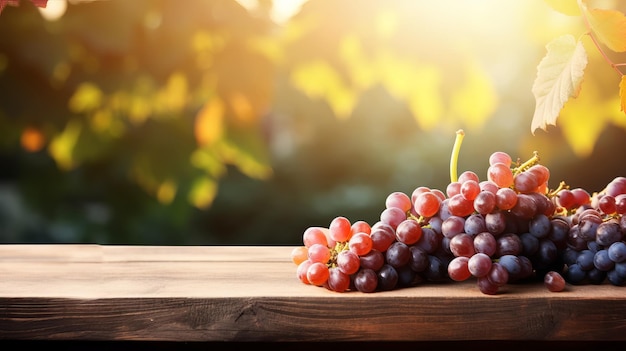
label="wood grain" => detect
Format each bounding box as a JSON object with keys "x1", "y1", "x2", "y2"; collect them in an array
[{"x1": 0, "y1": 245, "x2": 625, "y2": 342}]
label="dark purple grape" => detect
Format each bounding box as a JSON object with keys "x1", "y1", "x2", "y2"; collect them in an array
[
  {"x1": 485, "y1": 211, "x2": 506, "y2": 235},
  {"x1": 359, "y1": 249, "x2": 384, "y2": 271},
  {"x1": 596, "y1": 221, "x2": 622, "y2": 247},
  {"x1": 529, "y1": 214, "x2": 551, "y2": 239},
  {"x1": 464, "y1": 213, "x2": 487, "y2": 236},
  {"x1": 409, "y1": 245, "x2": 429, "y2": 272},
  {"x1": 496, "y1": 233, "x2": 523, "y2": 256},
  {"x1": 353, "y1": 268, "x2": 378, "y2": 293},
  {"x1": 414, "y1": 226, "x2": 440, "y2": 254},
  {"x1": 576, "y1": 249, "x2": 595, "y2": 271},
  {"x1": 608, "y1": 241, "x2": 626, "y2": 263},
  {"x1": 377, "y1": 264, "x2": 399, "y2": 291},
  {"x1": 594, "y1": 249, "x2": 615, "y2": 271},
  {"x1": 385, "y1": 241, "x2": 410, "y2": 268}
]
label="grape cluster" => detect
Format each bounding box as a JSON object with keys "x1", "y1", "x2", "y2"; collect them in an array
[{"x1": 291, "y1": 150, "x2": 626, "y2": 294}]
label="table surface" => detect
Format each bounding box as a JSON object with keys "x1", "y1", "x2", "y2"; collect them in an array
[{"x1": 0, "y1": 244, "x2": 625, "y2": 342}]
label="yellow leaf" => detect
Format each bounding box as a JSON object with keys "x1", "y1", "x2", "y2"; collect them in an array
[
  {"x1": 188, "y1": 176, "x2": 218, "y2": 209},
  {"x1": 450, "y1": 62, "x2": 498, "y2": 131},
  {"x1": 620, "y1": 75, "x2": 626, "y2": 112},
  {"x1": 584, "y1": 6, "x2": 626, "y2": 52},
  {"x1": 68, "y1": 82, "x2": 103, "y2": 113},
  {"x1": 531, "y1": 35, "x2": 588, "y2": 134},
  {"x1": 194, "y1": 97, "x2": 224, "y2": 146},
  {"x1": 48, "y1": 119, "x2": 82, "y2": 170},
  {"x1": 558, "y1": 81, "x2": 607, "y2": 157},
  {"x1": 290, "y1": 60, "x2": 356, "y2": 119},
  {"x1": 406, "y1": 64, "x2": 444, "y2": 131},
  {"x1": 543, "y1": 0, "x2": 581, "y2": 16},
  {"x1": 159, "y1": 72, "x2": 188, "y2": 112}
]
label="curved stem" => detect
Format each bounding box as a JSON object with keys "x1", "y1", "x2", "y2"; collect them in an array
[{"x1": 449, "y1": 129, "x2": 465, "y2": 183}]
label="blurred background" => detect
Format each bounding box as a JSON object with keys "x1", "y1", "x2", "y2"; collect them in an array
[{"x1": 1, "y1": 0, "x2": 626, "y2": 245}]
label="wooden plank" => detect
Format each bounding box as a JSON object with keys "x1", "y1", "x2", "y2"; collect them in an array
[{"x1": 0, "y1": 245, "x2": 625, "y2": 342}]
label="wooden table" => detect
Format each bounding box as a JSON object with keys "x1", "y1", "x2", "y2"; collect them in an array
[{"x1": 1, "y1": 244, "x2": 625, "y2": 349}]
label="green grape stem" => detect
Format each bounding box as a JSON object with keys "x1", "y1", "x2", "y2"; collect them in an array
[
  {"x1": 512, "y1": 151, "x2": 540, "y2": 176},
  {"x1": 450, "y1": 129, "x2": 465, "y2": 183}
]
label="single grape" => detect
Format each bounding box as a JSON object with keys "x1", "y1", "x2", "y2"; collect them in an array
[
  {"x1": 424, "y1": 255, "x2": 448, "y2": 282},
  {"x1": 608, "y1": 241, "x2": 626, "y2": 263},
  {"x1": 576, "y1": 249, "x2": 595, "y2": 271},
  {"x1": 458, "y1": 170, "x2": 480, "y2": 183},
  {"x1": 511, "y1": 194, "x2": 537, "y2": 220},
  {"x1": 607, "y1": 269, "x2": 625, "y2": 286},
  {"x1": 496, "y1": 233, "x2": 523, "y2": 256},
  {"x1": 479, "y1": 180, "x2": 499, "y2": 195},
  {"x1": 464, "y1": 213, "x2": 487, "y2": 236},
  {"x1": 414, "y1": 191, "x2": 441, "y2": 218},
  {"x1": 353, "y1": 268, "x2": 378, "y2": 293},
  {"x1": 380, "y1": 207, "x2": 407, "y2": 230},
  {"x1": 544, "y1": 271, "x2": 566, "y2": 292},
  {"x1": 477, "y1": 276, "x2": 499, "y2": 295},
  {"x1": 385, "y1": 191, "x2": 412, "y2": 212},
  {"x1": 495, "y1": 187, "x2": 517, "y2": 211},
  {"x1": 565, "y1": 263, "x2": 586, "y2": 284},
  {"x1": 498, "y1": 254, "x2": 521, "y2": 280},
  {"x1": 556, "y1": 189, "x2": 576, "y2": 210},
  {"x1": 336, "y1": 249, "x2": 360, "y2": 275},
  {"x1": 414, "y1": 226, "x2": 440, "y2": 254},
  {"x1": 529, "y1": 214, "x2": 551, "y2": 239},
  {"x1": 370, "y1": 226, "x2": 396, "y2": 252},
  {"x1": 395, "y1": 219, "x2": 423, "y2": 245},
  {"x1": 595, "y1": 221, "x2": 622, "y2": 247},
  {"x1": 327, "y1": 267, "x2": 351, "y2": 292},
  {"x1": 450, "y1": 233, "x2": 475, "y2": 258},
  {"x1": 409, "y1": 246, "x2": 429, "y2": 272},
  {"x1": 359, "y1": 249, "x2": 385, "y2": 271},
  {"x1": 447, "y1": 193, "x2": 475, "y2": 217},
  {"x1": 446, "y1": 181, "x2": 461, "y2": 197},
  {"x1": 468, "y1": 252, "x2": 492, "y2": 278},
  {"x1": 386, "y1": 241, "x2": 410, "y2": 268},
  {"x1": 291, "y1": 246, "x2": 308, "y2": 265},
  {"x1": 329, "y1": 216, "x2": 352, "y2": 242},
  {"x1": 302, "y1": 227, "x2": 329, "y2": 248},
  {"x1": 487, "y1": 262, "x2": 509, "y2": 286},
  {"x1": 489, "y1": 151, "x2": 512, "y2": 167},
  {"x1": 487, "y1": 162, "x2": 514, "y2": 188},
  {"x1": 351, "y1": 220, "x2": 372, "y2": 236},
  {"x1": 474, "y1": 232, "x2": 497, "y2": 256},
  {"x1": 606, "y1": 176, "x2": 626, "y2": 197},
  {"x1": 485, "y1": 211, "x2": 506, "y2": 235},
  {"x1": 598, "y1": 194, "x2": 617, "y2": 215},
  {"x1": 308, "y1": 243, "x2": 331, "y2": 263},
  {"x1": 296, "y1": 259, "x2": 313, "y2": 284},
  {"x1": 594, "y1": 249, "x2": 615, "y2": 271},
  {"x1": 306, "y1": 261, "x2": 330, "y2": 286},
  {"x1": 460, "y1": 179, "x2": 481, "y2": 201},
  {"x1": 349, "y1": 232, "x2": 373, "y2": 256},
  {"x1": 519, "y1": 232, "x2": 539, "y2": 256},
  {"x1": 448, "y1": 256, "x2": 471, "y2": 281},
  {"x1": 514, "y1": 171, "x2": 539, "y2": 194},
  {"x1": 377, "y1": 264, "x2": 399, "y2": 291},
  {"x1": 474, "y1": 191, "x2": 496, "y2": 215},
  {"x1": 441, "y1": 215, "x2": 466, "y2": 239}
]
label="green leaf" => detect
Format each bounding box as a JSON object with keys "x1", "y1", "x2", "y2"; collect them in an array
[{"x1": 531, "y1": 34, "x2": 588, "y2": 134}]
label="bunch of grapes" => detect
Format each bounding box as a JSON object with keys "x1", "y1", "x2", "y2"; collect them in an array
[{"x1": 290, "y1": 133, "x2": 626, "y2": 294}]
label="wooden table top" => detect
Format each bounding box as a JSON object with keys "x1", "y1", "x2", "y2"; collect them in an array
[{"x1": 0, "y1": 244, "x2": 625, "y2": 342}]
